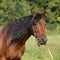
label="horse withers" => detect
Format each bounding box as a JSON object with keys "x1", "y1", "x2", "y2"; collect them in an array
[{"x1": 0, "y1": 9, "x2": 47, "y2": 60}]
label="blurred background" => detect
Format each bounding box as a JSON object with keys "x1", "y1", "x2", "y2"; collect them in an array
[{"x1": 0, "y1": 0, "x2": 60, "y2": 60}]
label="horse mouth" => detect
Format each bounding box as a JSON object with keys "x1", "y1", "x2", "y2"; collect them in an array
[{"x1": 37, "y1": 38, "x2": 47, "y2": 45}]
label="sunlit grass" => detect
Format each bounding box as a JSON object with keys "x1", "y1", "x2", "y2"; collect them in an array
[{"x1": 22, "y1": 34, "x2": 60, "y2": 60}]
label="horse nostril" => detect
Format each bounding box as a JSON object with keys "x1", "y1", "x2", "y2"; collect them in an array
[{"x1": 41, "y1": 38, "x2": 44, "y2": 41}]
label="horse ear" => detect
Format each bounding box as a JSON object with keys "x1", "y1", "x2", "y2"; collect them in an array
[
  {"x1": 31, "y1": 9, "x2": 36, "y2": 17},
  {"x1": 42, "y1": 9, "x2": 46, "y2": 17}
]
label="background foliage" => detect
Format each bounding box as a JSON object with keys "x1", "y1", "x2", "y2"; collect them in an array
[{"x1": 0, "y1": 0, "x2": 60, "y2": 33}]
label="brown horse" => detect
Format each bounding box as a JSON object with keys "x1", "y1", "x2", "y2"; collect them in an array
[{"x1": 0, "y1": 10, "x2": 47, "y2": 60}]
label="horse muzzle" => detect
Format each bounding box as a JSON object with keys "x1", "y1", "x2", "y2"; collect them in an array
[{"x1": 37, "y1": 37, "x2": 47, "y2": 45}]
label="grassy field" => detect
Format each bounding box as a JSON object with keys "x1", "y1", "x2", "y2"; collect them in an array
[{"x1": 22, "y1": 34, "x2": 60, "y2": 60}]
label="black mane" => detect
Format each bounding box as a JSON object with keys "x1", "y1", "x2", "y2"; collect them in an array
[{"x1": 2, "y1": 13, "x2": 41, "y2": 45}]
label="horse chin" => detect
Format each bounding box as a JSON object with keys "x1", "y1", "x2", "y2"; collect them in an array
[{"x1": 40, "y1": 42, "x2": 46, "y2": 45}]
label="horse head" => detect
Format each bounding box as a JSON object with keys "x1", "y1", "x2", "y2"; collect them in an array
[{"x1": 31, "y1": 9, "x2": 47, "y2": 45}]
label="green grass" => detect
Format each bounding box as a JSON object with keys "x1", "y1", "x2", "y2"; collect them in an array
[{"x1": 22, "y1": 34, "x2": 60, "y2": 60}]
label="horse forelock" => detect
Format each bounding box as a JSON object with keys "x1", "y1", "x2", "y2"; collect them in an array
[
  {"x1": 32, "y1": 13, "x2": 42, "y2": 25},
  {"x1": 34, "y1": 13, "x2": 41, "y2": 21}
]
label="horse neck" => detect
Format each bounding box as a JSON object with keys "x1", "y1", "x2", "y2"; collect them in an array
[{"x1": 18, "y1": 30, "x2": 31, "y2": 45}]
